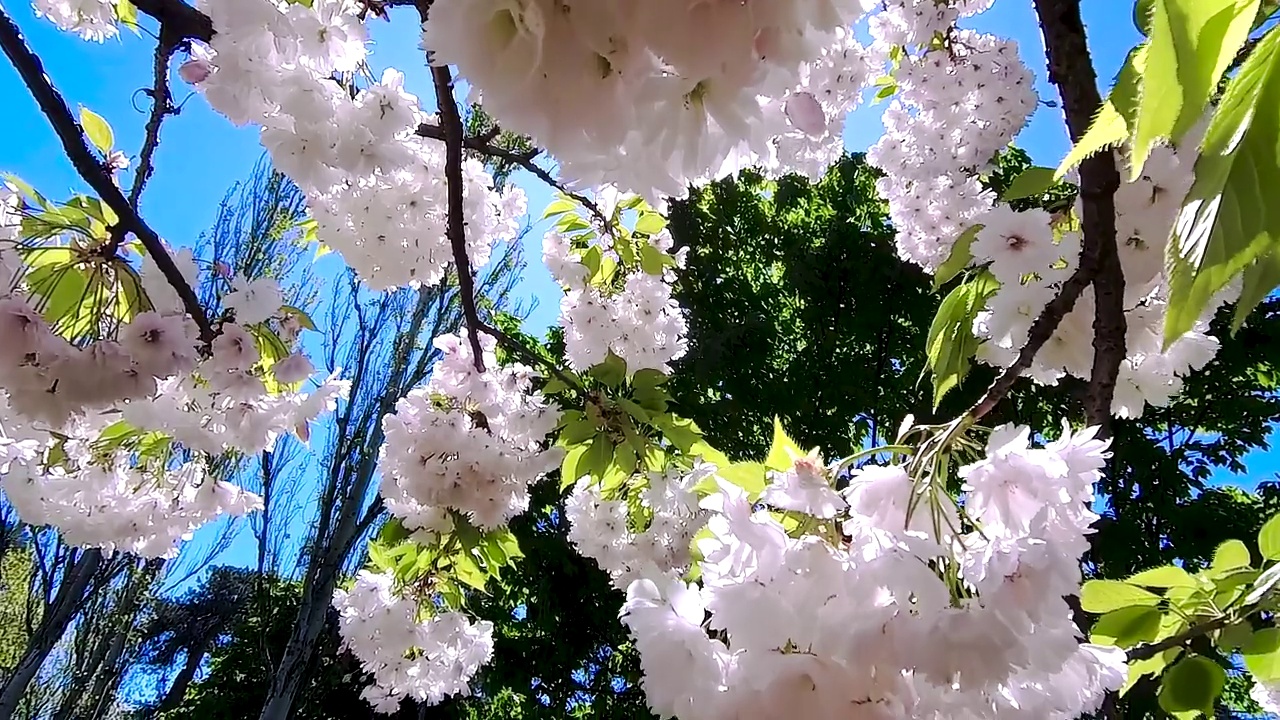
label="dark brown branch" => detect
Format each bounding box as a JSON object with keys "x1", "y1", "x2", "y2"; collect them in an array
[
  {"x1": 478, "y1": 321, "x2": 583, "y2": 392},
  {"x1": 417, "y1": 122, "x2": 615, "y2": 234},
  {"x1": 1126, "y1": 614, "x2": 1232, "y2": 661},
  {"x1": 968, "y1": 0, "x2": 1125, "y2": 430},
  {"x1": 0, "y1": 7, "x2": 214, "y2": 342},
  {"x1": 428, "y1": 64, "x2": 485, "y2": 371},
  {"x1": 131, "y1": 0, "x2": 212, "y2": 41},
  {"x1": 128, "y1": 31, "x2": 180, "y2": 207},
  {"x1": 1032, "y1": 0, "x2": 1124, "y2": 433}
]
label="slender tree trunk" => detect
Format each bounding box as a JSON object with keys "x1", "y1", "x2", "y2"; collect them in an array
[
  {"x1": 0, "y1": 548, "x2": 102, "y2": 720},
  {"x1": 148, "y1": 641, "x2": 206, "y2": 718}
]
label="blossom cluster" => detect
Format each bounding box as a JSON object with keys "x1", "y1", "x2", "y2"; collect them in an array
[
  {"x1": 380, "y1": 332, "x2": 561, "y2": 532},
  {"x1": 865, "y1": 1, "x2": 1037, "y2": 271},
  {"x1": 32, "y1": 0, "x2": 118, "y2": 42},
  {"x1": 187, "y1": 0, "x2": 526, "y2": 290},
  {"x1": 620, "y1": 423, "x2": 1127, "y2": 719},
  {"x1": 425, "y1": 0, "x2": 876, "y2": 198},
  {"x1": 0, "y1": 186, "x2": 342, "y2": 555},
  {"x1": 565, "y1": 463, "x2": 713, "y2": 590},
  {"x1": 543, "y1": 229, "x2": 688, "y2": 373},
  {"x1": 0, "y1": 399, "x2": 262, "y2": 557},
  {"x1": 333, "y1": 570, "x2": 495, "y2": 713},
  {"x1": 970, "y1": 144, "x2": 1226, "y2": 418}
]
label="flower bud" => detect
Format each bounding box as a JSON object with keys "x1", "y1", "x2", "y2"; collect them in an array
[{"x1": 178, "y1": 58, "x2": 212, "y2": 85}]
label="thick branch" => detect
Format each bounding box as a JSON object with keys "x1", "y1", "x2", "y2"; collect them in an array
[
  {"x1": 131, "y1": 0, "x2": 212, "y2": 41},
  {"x1": 1033, "y1": 0, "x2": 1124, "y2": 432},
  {"x1": 129, "y1": 32, "x2": 179, "y2": 207},
  {"x1": 428, "y1": 64, "x2": 485, "y2": 371},
  {"x1": 0, "y1": 8, "x2": 213, "y2": 341}
]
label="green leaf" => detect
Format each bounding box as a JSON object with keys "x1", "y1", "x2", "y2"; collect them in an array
[
  {"x1": 689, "y1": 440, "x2": 730, "y2": 468},
  {"x1": 632, "y1": 368, "x2": 667, "y2": 391},
  {"x1": 614, "y1": 442, "x2": 637, "y2": 477},
  {"x1": 541, "y1": 197, "x2": 577, "y2": 221},
  {"x1": 115, "y1": 0, "x2": 139, "y2": 31},
  {"x1": 1159, "y1": 655, "x2": 1226, "y2": 714},
  {"x1": 926, "y1": 270, "x2": 999, "y2": 407},
  {"x1": 560, "y1": 414, "x2": 599, "y2": 446},
  {"x1": 1089, "y1": 606, "x2": 1163, "y2": 648},
  {"x1": 1000, "y1": 166, "x2": 1057, "y2": 202},
  {"x1": 1211, "y1": 538, "x2": 1252, "y2": 574},
  {"x1": 717, "y1": 462, "x2": 767, "y2": 497},
  {"x1": 616, "y1": 398, "x2": 651, "y2": 424},
  {"x1": 1056, "y1": 45, "x2": 1146, "y2": 180},
  {"x1": 1135, "y1": 0, "x2": 1156, "y2": 34},
  {"x1": 1165, "y1": 26, "x2": 1280, "y2": 345},
  {"x1": 639, "y1": 244, "x2": 671, "y2": 275},
  {"x1": 873, "y1": 82, "x2": 896, "y2": 102},
  {"x1": 580, "y1": 246, "x2": 602, "y2": 282},
  {"x1": 1132, "y1": 0, "x2": 1260, "y2": 179},
  {"x1": 79, "y1": 106, "x2": 114, "y2": 155},
  {"x1": 933, "y1": 224, "x2": 982, "y2": 290},
  {"x1": 590, "y1": 351, "x2": 627, "y2": 387},
  {"x1": 556, "y1": 214, "x2": 592, "y2": 234},
  {"x1": 378, "y1": 518, "x2": 410, "y2": 545},
  {"x1": 584, "y1": 434, "x2": 613, "y2": 480},
  {"x1": 1244, "y1": 628, "x2": 1280, "y2": 681},
  {"x1": 278, "y1": 305, "x2": 316, "y2": 331},
  {"x1": 1079, "y1": 580, "x2": 1162, "y2": 613},
  {"x1": 654, "y1": 414, "x2": 701, "y2": 454},
  {"x1": 635, "y1": 212, "x2": 667, "y2": 235},
  {"x1": 1127, "y1": 565, "x2": 1197, "y2": 588},
  {"x1": 764, "y1": 417, "x2": 804, "y2": 472},
  {"x1": 454, "y1": 551, "x2": 488, "y2": 592},
  {"x1": 4, "y1": 174, "x2": 49, "y2": 209},
  {"x1": 560, "y1": 444, "x2": 589, "y2": 489},
  {"x1": 1261, "y1": 513, "x2": 1280, "y2": 560}
]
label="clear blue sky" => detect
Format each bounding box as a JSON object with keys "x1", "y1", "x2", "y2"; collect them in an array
[{"x1": 1, "y1": 0, "x2": 1275, "y2": 582}]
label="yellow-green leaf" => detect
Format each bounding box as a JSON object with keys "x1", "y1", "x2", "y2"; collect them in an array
[
  {"x1": 1056, "y1": 45, "x2": 1146, "y2": 180},
  {"x1": 1165, "y1": 26, "x2": 1280, "y2": 345},
  {"x1": 1211, "y1": 538, "x2": 1252, "y2": 574},
  {"x1": 1127, "y1": 565, "x2": 1197, "y2": 588},
  {"x1": 1244, "y1": 628, "x2": 1280, "y2": 681},
  {"x1": 1260, "y1": 513, "x2": 1280, "y2": 561},
  {"x1": 1000, "y1": 166, "x2": 1057, "y2": 202},
  {"x1": 933, "y1": 224, "x2": 982, "y2": 290},
  {"x1": 764, "y1": 417, "x2": 804, "y2": 472},
  {"x1": 1090, "y1": 606, "x2": 1163, "y2": 648},
  {"x1": 1133, "y1": 0, "x2": 1260, "y2": 180},
  {"x1": 79, "y1": 107, "x2": 114, "y2": 155},
  {"x1": 1079, "y1": 579, "x2": 1162, "y2": 613}
]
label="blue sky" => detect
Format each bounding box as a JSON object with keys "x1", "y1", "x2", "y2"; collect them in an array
[{"x1": 2, "y1": 0, "x2": 1277, "y2": 582}]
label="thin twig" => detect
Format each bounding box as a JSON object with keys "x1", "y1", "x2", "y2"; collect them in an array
[
  {"x1": 128, "y1": 31, "x2": 180, "y2": 207},
  {"x1": 478, "y1": 321, "x2": 583, "y2": 392},
  {"x1": 417, "y1": 122, "x2": 614, "y2": 233},
  {"x1": 428, "y1": 64, "x2": 486, "y2": 372},
  {"x1": 0, "y1": 6, "x2": 214, "y2": 342}
]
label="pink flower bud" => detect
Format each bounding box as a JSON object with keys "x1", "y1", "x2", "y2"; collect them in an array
[
  {"x1": 784, "y1": 92, "x2": 826, "y2": 137},
  {"x1": 178, "y1": 58, "x2": 212, "y2": 85}
]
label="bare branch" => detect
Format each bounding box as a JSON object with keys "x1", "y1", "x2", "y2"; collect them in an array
[
  {"x1": 128, "y1": 31, "x2": 180, "y2": 207},
  {"x1": 417, "y1": 121, "x2": 615, "y2": 234},
  {"x1": 1126, "y1": 614, "x2": 1232, "y2": 662},
  {"x1": 0, "y1": 8, "x2": 214, "y2": 341},
  {"x1": 131, "y1": 0, "x2": 212, "y2": 41},
  {"x1": 428, "y1": 63, "x2": 486, "y2": 372}
]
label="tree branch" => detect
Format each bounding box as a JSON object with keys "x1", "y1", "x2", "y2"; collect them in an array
[
  {"x1": 131, "y1": 0, "x2": 212, "y2": 42},
  {"x1": 1126, "y1": 614, "x2": 1232, "y2": 662},
  {"x1": 417, "y1": 122, "x2": 614, "y2": 233},
  {"x1": 0, "y1": 7, "x2": 214, "y2": 341},
  {"x1": 427, "y1": 64, "x2": 485, "y2": 372},
  {"x1": 129, "y1": 31, "x2": 180, "y2": 207},
  {"x1": 1032, "y1": 0, "x2": 1124, "y2": 432}
]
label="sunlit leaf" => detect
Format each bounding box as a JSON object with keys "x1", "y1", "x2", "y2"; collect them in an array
[
  {"x1": 1056, "y1": 45, "x2": 1146, "y2": 180},
  {"x1": 1165, "y1": 27, "x2": 1280, "y2": 344},
  {"x1": 79, "y1": 106, "x2": 114, "y2": 155},
  {"x1": 1079, "y1": 579, "x2": 1162, "y2": 613}
]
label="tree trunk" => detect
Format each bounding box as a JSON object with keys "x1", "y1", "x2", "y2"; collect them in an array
[
  {"x1": 148, "y1": 642, "x2": 206, "y2": 717},
  {"x1": 0, "y1": 548, "x2": 102, "y2": 720}
]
